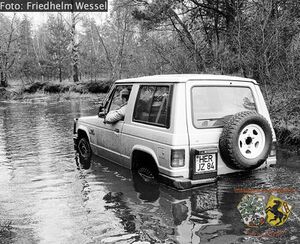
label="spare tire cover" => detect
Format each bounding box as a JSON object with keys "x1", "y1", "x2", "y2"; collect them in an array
[{"x1": 219, "y1": 111, "x2": 273, "y2": 170}]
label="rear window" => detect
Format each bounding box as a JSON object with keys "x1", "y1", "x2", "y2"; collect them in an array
[{"x1": 192, "y1": 86, "x2": 256, "y2": 128}]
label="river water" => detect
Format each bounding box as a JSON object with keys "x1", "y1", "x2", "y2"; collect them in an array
[{"x1": 0, "y1": 97, "x2": 299, "y2": 244}]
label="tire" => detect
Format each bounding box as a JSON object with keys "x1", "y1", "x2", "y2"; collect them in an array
[
  {"x1": 137, "y1": 167, "x2": 157, "y2": 183},
  {"x1": 77, "y1": 137, "x2": 92, "y2": 169},
  {"x1": 132, "y1": 152, "x2": 159, "y2": 184},
  {"x1": 219, "y1": 111, "x2": 272, "y2": 170}
]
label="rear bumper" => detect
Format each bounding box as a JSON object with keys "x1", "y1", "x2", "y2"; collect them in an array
[
  {"x1": 159, "y1": 173, "x2": 217, "y2": 190},
  {"x1": 265, "y1": 156, "x2": 276, "y2": 167}
]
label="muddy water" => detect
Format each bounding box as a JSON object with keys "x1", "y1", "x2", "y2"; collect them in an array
[{"x1": 0, "y1": 98, "x2": 299, "y2": 244}]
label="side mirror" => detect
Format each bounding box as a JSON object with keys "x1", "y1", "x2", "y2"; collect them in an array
[
  {"x1": 98, "y1": 111, "x2": 106, "y2": 118},
  {"x1": 98, "y1": 103, "x2": 106, "y2": 118}
]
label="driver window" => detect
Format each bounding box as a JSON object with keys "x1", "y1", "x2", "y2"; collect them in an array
[{"x1": 108, "y1": 85, "x2": 132, "y2": 112}]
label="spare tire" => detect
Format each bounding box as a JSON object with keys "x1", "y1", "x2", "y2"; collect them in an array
[{"x1": 219, "y1": 111, "x2": 272, "y2": 170}]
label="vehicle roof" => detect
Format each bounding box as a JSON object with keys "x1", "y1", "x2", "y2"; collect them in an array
[{"x1": 115, "y1": 74, "x2": 257, "y2": 84}]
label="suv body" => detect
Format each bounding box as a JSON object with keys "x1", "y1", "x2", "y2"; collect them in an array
[{"x1": 74, "y1": 74, "x2": 276, "y2": 189}]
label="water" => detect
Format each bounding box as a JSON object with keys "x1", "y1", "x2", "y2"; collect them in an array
[{"x1": 0, "y1": 98, "x2": 299, "y2": 244}]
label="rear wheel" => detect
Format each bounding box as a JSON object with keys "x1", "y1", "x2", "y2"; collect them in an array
[
  {"x1": 137, "y1": 167, "x2": 157, "y2": 183},
  {"x1": 77, "y1": 137, "x2": 92, "y2": 169},
  {"x1": 132, "y1": 152, "x2": 158, "y2": 184}
]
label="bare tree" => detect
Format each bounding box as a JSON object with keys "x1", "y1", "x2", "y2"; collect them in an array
[
  {"x1": 0, "y1": 14, "x2": 19, "y2": 87},
  {"x1": 88, "y1": 1, "x2": 135, "y2": 80},
  {"x1": 45, "y1": 14, "x2": 71, "y2": 83},
  {"x1": 70, "y1": 12, "x2": 80, "y2": 82}
]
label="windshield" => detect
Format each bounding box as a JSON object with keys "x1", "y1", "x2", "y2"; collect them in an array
[{"x1": 191, "y1": 86, "x2": 256, "y2": 128}]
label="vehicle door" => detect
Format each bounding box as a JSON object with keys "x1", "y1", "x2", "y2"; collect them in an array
[
  {"x1": 95, "y1": 85, "x2": 132, "y2": 165},
  {"x1": 185, "y1": 80, "x2": 258, "y2": 176}
]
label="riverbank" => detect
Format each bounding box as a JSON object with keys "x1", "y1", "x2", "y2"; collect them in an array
[
  {"x1": 0, "y1": 80, "x2": 110, "y2": 103},
  {"x1": 260, "y1": 85, "x2": 299, "y2": 148},
  {"x1": 0, "y1": 80, "x2": 299, "y2": 148}
]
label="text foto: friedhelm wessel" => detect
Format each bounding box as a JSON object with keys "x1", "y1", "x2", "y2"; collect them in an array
[{"x1": 26, "y1": 1, "x2": 108, "y2": 11}]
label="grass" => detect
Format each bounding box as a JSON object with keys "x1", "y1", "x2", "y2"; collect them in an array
[
  {"x1": 14, "y1": 90, "x2": 104, "y2": 102},
  {"x1": 1, "y1": 78, "x2": 112, "y2": 101},
  {"x1": 21, "y1": 79, "x2": 111, "y2": 94}
]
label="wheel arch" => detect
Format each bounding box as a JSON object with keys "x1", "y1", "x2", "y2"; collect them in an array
[
  {"x1": 131, "y1": 145, "x2": 159, "y2": 173},
  {"x1": 77, "y1": 126, "x2": 90, "y2": 141}
]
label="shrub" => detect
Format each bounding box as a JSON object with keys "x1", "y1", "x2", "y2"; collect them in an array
[
  {"x1": 0, "y1": 220, "x2": 13, "y2": 240},
  {"x1": 262, "y1": 85, "x2": 300, "y2": 146},
  {"x1": 0, "y1": 87, "x2": 7, "y2": 98},
  {"x1": 275, "y1": 126, "x2": 300, "y2": 146},
  {"x1": 69, "y1": 84, "x2": 85, "y2": 94},
  {"x1": 84, "y1": 81, "x2": 110, "y2": 93},
  {"x1": 60, "y1": 86, "x2": 70, "y2": 93},
  {"x1": 43, "y1": 83, "x2": 71, "y2": 93},
  {"x1": 44, "y1": 83, "x2": 61, "y2": 93},
  {"x1": 23, "y1": 82, "x2": 46, "y2": 93}
]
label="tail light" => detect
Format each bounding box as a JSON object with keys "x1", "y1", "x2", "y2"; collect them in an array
[
  {"x1": 171, "y1": 149, "x2": 185, "y2": 167},
  {"x1": 269, "y1": 141, "x2": 277, "y2": 157}
]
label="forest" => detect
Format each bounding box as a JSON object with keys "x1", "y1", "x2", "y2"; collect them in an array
[{"x1": 0, "y1": 0, "x2": 299, "y2": 145}]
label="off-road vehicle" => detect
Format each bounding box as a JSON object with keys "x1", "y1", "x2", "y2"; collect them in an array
[{"x1": 73, "y1": 74, "x2": 276, "y2": 189}]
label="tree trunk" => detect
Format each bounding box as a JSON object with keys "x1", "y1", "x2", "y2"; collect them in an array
[
  {"x1": 71, "y1": 12, "x2": 79, "y2": 83},
  {"x1": 0, "y1": 71, "x2": 8, "y2": 87},
  {"x1": 167, "y1": 8, "x2": 206, "y2": 72},
  {"x1": 59, "y1": 66, "x2": 62, "y2": 83},
  {"x1": 73, "y1": 63, "x2": 79, "y2": 83}
]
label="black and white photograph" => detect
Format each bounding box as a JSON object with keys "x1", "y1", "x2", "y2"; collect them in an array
[{"x1": 0, "y1": 0, "x2": 299, "y2": 243}]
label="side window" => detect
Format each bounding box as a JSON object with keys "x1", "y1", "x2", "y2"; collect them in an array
[
  {"x1": 133, "y1": 85, "x2": 172, "y2": 128},
  {"x1": 108, "y1": 85, "x2": 132, "y2": 113}
]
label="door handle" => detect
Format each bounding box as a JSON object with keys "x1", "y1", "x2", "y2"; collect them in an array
[{"x1": 114, "y1": 128, "x2": 120, "y2": 133}]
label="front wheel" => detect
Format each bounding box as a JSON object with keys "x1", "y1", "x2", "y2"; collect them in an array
[{"x1": 77, "y1": 137, "x2": 92, "y2": 169}]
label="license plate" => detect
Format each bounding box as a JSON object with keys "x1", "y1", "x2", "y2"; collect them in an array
[{"x1": 195, "y1": 153, "x2": 217, "y2": 173}]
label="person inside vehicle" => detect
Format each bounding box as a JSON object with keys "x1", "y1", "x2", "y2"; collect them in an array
[{"x1": 104, "y1": 88, "x2": 130, "y2": 124}]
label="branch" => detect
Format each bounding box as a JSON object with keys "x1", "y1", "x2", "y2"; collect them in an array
[
  {"x1": 6, "y1": 13, "x2": 17, "y2": 53},
  {"x1": 7, "y1": 57, "x2": 16, "y2": 70},
  {"x1": 190, "y1": 0, "x2": 228, "y2": 18},
  {"x1": 94, "y1": 24, "x2": 113, "y2": 69},
  {"x1": 167, "y1": 8, "x2": 195, "y2": 47},
  {"x1": 149, "y1": 37, "x2": 180, "y2": 73}
]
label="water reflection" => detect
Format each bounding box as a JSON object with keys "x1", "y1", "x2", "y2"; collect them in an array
[
  {"x1": 132, "y1": 172, "x2": 160, "y2": 203},
  {"x1": 0, "y1": 99, "x2": 299, "y2": 244},
  {"x1": 80, "y1": 153, "x2": 300, "y2": 243},
  {"x1": 76, "y1": 155, "x2": 221, "y2": 243}
]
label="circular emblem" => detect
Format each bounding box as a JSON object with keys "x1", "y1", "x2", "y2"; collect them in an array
[{"x1": 237, "y1": 194, "x2": 266, "y2": 227}]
